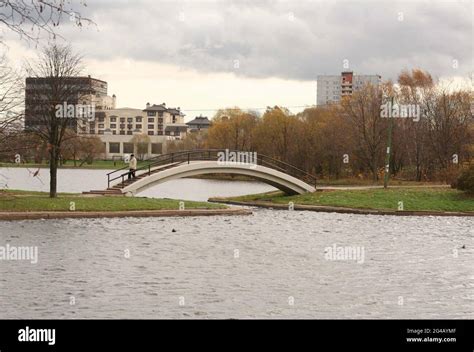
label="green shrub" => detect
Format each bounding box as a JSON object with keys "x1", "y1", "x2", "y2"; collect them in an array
[{"x1": 454, "y1": 165, "x2": 474, "y2": 194}]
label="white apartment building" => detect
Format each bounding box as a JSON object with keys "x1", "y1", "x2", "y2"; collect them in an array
[
  {"x1": 79, "y1": 101, "x2": 187, "y2": 159},
  {"x1": 316, "y1": 71, "x2": 381, "y2": 106}
]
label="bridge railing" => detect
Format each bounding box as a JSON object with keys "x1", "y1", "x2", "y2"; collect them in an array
[{"x1": 106, "y1": 149, "x2": 317, "y2": 189}]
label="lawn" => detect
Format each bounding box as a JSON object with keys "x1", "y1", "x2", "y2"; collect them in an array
[
  {"x1": 226, "y1": 188, "x2": 474, "y2": 212},
  {"x1": 0, "y1": 190, "x2": 225, "y2": 212}
]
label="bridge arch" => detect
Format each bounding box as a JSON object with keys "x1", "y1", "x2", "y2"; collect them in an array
[
  {"x1": 92, "y1": 150, "x2": 317, "y2": 197},
  {"x1": 121, "y1": 161, "x2": 315, "y2": 196}
]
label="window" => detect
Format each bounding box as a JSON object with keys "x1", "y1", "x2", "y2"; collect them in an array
[
  {"x1": 110, "y1": 117, "x2": 117, "y2": 122},
  {"x1": 147, "y1": 124, "x2": 154, "y2": 130},
  {"x1": 127, "y1": 131, "x2": 132, "y2": 135},
  {"x1": 136, "y1": 124, "x2": 142, "y2": 129},
  {"x1": 120, "y1": 117, "x2": 125, "y2": 122},
  {"x1": 123, "y1": 143, "x2": 134, "y2": 154},
  {"x1": 127, "y1": 124, "x2": 133, "y2": 129},
  {"x1": 147, "y1": 111, "x2": 155, "y2": 117},
  {"x1": 157, "y1": 131, "x2": 163, "y2": 136},
  {"x1": 172, "y1": 116, "x2": 176, "y2": 123},
  {"x1": 112, "y1": 131, "x2": 116, "y2": 135},
  {"x1": 120, "y1": 124, "x2": 125, "y2": 129},
  {"x1": 98, "y1": 130, "x2": 104, "y2": 135},
  {"x1": 151, "y1": 143, "x2": 163, "y2": 154},
  {"x1": 99, "y1": 124, "x2": 104, "y2": 128},
  {"x1": 165, "y1": 131, "x2": 171, "y2": 136},
  {"x1": 148, "y1": 131, "x2": 154, "y2": 135},
  {"x1": 158, "y1": 118, "x2": 163, "y2": 123},
  {"x1": 109, "y1": 142, "x2": 120, "y2": 153},
  {"x1": 127, "y1": 118, "x2": 133, "y2": 122},
  {"x1": 89, "y1": 130, "x2": 95, "y2": 134},
  {"x1": 158, "y1": 124, "x2": 163, "y2": 130},
  {"x1": 119, "y1": 131, "x2": 125, "y2": 135},
  {"x1": 98, "y1": 117, "x2": 105, "y2": 122},
  {"x1": 158, "y1": 112, "x2": 163, "y2": 117},
  {"x1": 136, "y1": 117, "x2": 142, "y2": 122},
  {"x1": 110, "y1": 124, "x2": 116, "y2": 129},
  {"x1": 148, "y1": 118, "x2": 154, "y2": 123}
]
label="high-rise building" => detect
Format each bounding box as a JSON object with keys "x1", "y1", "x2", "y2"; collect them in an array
[
  {"x1": 316, "y1": 71, "x2": 381, "y2": 106},
  {"x1": 24, "y1": 76, "x2": 115, "y2": 132}
]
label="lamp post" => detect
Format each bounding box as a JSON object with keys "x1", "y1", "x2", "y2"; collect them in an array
[{"x1": 383, "y1": 96, "x2": 394, "y2": 189}]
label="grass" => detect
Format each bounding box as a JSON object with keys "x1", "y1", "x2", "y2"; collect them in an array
[
  {"x1": 0, "y1": 190, "x2": 225, "y2": 212},
  {"x1": 226, "y1": 188, "x2": 474, "y2": 212},
  {"x1": 316, "y1": 178, "x2": 446, "y2": 186}
]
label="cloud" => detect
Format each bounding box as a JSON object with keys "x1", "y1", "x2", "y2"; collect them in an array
[{"x1": 3, "y1": 0, "x2": 473, "y2": 82}]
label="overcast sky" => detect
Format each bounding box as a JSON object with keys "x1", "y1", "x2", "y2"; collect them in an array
[{"x1": 2, "y1": 0, "x2": 472, "y2": 120}]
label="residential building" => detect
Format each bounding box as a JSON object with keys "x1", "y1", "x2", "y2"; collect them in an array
[
  {"x1": 24, "y1": 74, "x2": 192, "y2": 159},
  {"x1": 186, "y1": 115, "x2": 211, "y2": 132},
  {"x1": 84, "y1": 102, "x2": 187, "y2": 159},
  {"x1": 316, "y1": 71, "x2": 381, "y2": 106}
]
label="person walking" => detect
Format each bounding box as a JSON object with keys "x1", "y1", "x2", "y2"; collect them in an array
[{"x1": 128, "y1": 154, "x2": 137, "y2": 180}]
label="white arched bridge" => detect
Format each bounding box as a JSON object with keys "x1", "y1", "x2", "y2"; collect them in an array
[{"x1": 84, "y1": 150, "x2": 317, "y2": 196}]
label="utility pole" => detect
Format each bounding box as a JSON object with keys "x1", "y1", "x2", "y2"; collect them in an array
[{"x1": 383, "y1": 96, "x2": 394, "y2": 189}]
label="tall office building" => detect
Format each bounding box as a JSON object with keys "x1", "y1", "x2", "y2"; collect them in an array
[
  {"x1": 24, "y1": 76, "x2": 115, "y2": 132},
  {"x1": 316, "y1": 71, "x2": 381, "y2": 106}
]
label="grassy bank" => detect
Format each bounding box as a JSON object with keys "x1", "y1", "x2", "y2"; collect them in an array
[
  {"x1": 225, "y1": 188, "x2": 474, "y2": 212},
  {"x1": 0, "y1": 190, "x2": 225, "y2": 212}
]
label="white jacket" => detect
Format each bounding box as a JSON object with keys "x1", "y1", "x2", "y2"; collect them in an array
[{"x1": 129, "y1": 157, "x2": 137, "y2": 169}]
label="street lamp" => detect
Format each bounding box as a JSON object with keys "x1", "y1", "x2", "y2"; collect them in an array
[{"x1": 383, "y1": 93, "x2": 394, "y2": 189}]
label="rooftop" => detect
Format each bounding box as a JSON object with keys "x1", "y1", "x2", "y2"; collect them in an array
[{"x1": 186, "y1": 115, "x2": 211, "y2": 126}]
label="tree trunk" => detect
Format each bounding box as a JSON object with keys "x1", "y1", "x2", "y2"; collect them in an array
[{"x1": 49, "y1": 145, "x2": 58, "y2": 198}]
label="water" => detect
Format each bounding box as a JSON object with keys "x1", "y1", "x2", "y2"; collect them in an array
[
  {"x1": 0, "y1": 168, "x2": 472, "y2": 318},
  {"x1": 0, "y1": 167, "x2": 275, "y2": 201}
]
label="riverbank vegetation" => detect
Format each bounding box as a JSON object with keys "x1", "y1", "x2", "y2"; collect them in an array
[
  {"x1": 167, "y1": 69, "x2": 472, "y2": 186},
  {"x1": 0, "y1": 190, "x2": 225, "y2": 212},
  {"x1": 223, "y1": 188, "x2": 474, "y2": 213}
]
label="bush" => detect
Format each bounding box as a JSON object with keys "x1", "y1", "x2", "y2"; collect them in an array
[{"x1": 453, "y1": 165, "x2": 474, "y2": 194}]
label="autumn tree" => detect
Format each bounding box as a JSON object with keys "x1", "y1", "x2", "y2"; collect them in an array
[
  {"x1": 424, "y1": 87, "x2": 472, "y2": 181},
  {"x1": 61, "y1": 130, "x2": 104, "y2": 166},
  {"x1": 395, "y1": 69, "x2": 434, "y2": 180},
  {"x1": 166, "y1": 130, "x2": 208, "y2": 153},
  {"x1": 131, "y1": 133, "x2": 150, "y2": 160},
  {"x1": 341, "y1": 83, "x2": 387, "y2": 181},
  {"x1": 207, "y1": 108, "x2": 258, "y2": 151}
]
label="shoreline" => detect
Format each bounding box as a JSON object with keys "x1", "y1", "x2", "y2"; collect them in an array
[
  {"x1": 209, "y1": 198, "x2": 474, "y2": 217},
  {"x1": 0, "y1": 207, "x2": 252, "y2": 221}
]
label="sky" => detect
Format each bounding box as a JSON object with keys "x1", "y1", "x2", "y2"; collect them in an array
[{"x1": 1, "y1": 0, "x2": 472, "y2": 121}]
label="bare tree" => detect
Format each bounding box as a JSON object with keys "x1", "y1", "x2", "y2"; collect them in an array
[
  {"x1": 131, "y1": 133, "x2": 151, "y2": 160},
  {"x1": 0, "y1": 0, "x2": 93, "y2": 44},
  {"x1": 341, "y1": 84, "x2": 387, "y2": 181},
  {"x1": 0, "y1": 53, "x2": 24, "y2": 165},
  {"x1": 26, "y1": 43, "x2": 86, "y2": 197}
]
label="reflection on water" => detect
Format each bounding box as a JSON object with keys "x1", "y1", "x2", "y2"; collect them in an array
[{"x1": 0, "y1": 211, "x2": 472, "y2": 319}]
